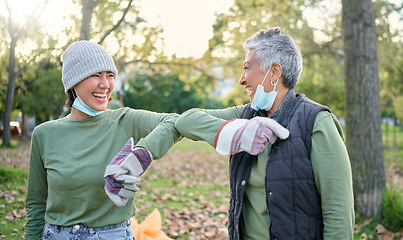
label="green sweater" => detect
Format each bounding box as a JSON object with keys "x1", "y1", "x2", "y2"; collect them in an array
[
  {"x1": 175, "y1": 106, "x2": 354, "y2": 239},
  {"x1": 25, "y1": 107, "x2": 181, "y2": 240}
]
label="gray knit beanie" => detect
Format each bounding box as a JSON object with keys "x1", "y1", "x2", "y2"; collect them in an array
[{"x1": 61, "y1": 41, "x2": 118, "y2": 93}]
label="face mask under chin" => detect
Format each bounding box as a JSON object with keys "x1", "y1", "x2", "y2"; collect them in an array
[
  {"x1": 250, "y1": 67, "x2": 279, "y2": 111},
  {"x1": 71, "y1": 88, "x2": 105, "y2": 117}
]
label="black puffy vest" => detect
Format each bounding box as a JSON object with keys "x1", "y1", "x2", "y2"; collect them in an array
[{"x1": 228, "y1": 93, "x2": 330, "y2": 240}]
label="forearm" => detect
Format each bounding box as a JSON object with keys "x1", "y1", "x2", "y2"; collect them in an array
[
  {"x1": 135, "y1": 112, "x2": 181, "y2": 159},
  {"x1": 176, "y1": 109, "x2": 225, "y2": 145},
  {"x1": 176, "y1": 106, "x2": 244, "y2": 146}
]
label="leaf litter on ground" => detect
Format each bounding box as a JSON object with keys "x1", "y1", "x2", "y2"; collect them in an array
[{"x1": 1, "y1": 139, "x2": 402, "y2": 239}]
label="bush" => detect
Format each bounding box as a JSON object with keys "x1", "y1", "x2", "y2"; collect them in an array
[{"x1": 382, "y1": 182, "x2": 403, "y2": 232}]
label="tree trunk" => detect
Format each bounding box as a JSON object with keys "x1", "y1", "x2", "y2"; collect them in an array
[
  {"x1": 80, "y1": 0, "x2": 97, "y2": 40},
  {"x1": 22, "y1": 112, "x2": 29, "y2": 139},
  {"x1": 342, "y1": 0, "x2": 385, "y2": 219},
  {"x1": 2, "y1": 37, "x2": 17, "y2": 146}
]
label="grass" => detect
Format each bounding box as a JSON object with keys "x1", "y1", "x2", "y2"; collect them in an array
[
  {"x1": 352, "y1": 124, "x2": 403, "y2": 239},
  {"x1": 0, "y1": 139, "x2": 20, "y2": 149},
  {"x1": 0, "y1": 131, "x2": 402, "y2": 239},
  {"x1": 382, "y1": 182, "x2": 403, "y2": 232},
  {"x1": 169, "y1": 138, "x2": 216, "y2": 153},
  {"x1": 0, "y1": 167, "x2": 27, "y2": 239}
]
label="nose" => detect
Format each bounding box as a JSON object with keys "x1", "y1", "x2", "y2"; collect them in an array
[
  {"x1": 239, "y1": 72, "x2": 246, "y2": 85},
  {"x1": 99, "y1": 74, "x2": 110, "y2": 89}
]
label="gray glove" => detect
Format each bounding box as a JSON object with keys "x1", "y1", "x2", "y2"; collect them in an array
[
  {"x1": 215, "y1": 117, "x2": 289, "y2": 156},
  {"x1": 104, "y1": 137, "x2": 153, "y2": 207}
]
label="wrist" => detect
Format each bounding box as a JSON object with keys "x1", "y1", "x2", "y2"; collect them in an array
[{"x1": 132, "y1": 147, "x2": 152, "y2": 175}]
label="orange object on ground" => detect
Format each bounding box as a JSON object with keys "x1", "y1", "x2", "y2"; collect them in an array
[{"x1": 130, "y1": 208, "x2": 173, "y2": 240}]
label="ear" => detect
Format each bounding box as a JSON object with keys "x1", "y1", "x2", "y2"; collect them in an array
[{"x1": 271, "y1": 63, "x2": 282, "y2": 80}]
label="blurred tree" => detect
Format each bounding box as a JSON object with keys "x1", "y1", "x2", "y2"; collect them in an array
[
  {"x1": 295, "y1": 8, "x2": 346, "y2": 117},
  {"x1": 2, "y1": 0, "x2": 48, "y2": 146},
  {"x1": 375, "y1": 0, "x2": 403, "y2": 123},
  {"x1": 120, "y1": 43, "x2": 221, "y2": 112},
  {"x1": 0, "y1": 15, "x2": 8, "y2": 116},
  {"x1": 53, "y1": 0, "x2": 163, "y2": 80},
  {"x1": 72, "y1": 0, "x2": 211, "y2": 111},
  {"x1": 16, "y1": 61, "x2": 64, "y2": 124},
  {"x1": 79, "y1": 0, "x2": 134, "y2": 42},
  {"x1": 375, "y1": 0, "x2": 403, "y2": 147},
  {"x1": 80, "y1": 0, "x2": 98, "y2": 40},
  {"x1": 122, "y1": 72, "x2": 222, "y2": 114},
  {"x1": 1, "y1": 0, "x2": 223, "y2": 135},
  {"x1": 342, "y1": 0, "x2": 385, "y2": 219},
  {"x1": 1, "y1": 0, "x2": 163, "y2": 135}
]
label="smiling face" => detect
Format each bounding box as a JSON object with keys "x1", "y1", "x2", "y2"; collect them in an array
[
  {"x1": 74, "y1": 71, "x2": 115, "y2": 113},
  {"x1": 239, "y1": 49, "x2": 270, "y2": 102}
]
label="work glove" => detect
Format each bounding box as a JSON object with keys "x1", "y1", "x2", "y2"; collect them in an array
[
  {"x1": 214, "y1": 117, "x2": 289, "y2": 156},
  {"x1": 104, "y1": 137, "x2": 153, "y2": 207}
]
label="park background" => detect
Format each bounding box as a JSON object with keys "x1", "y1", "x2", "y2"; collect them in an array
[{"x1": 0, "y1": 0, "x2": 402, "y2": 239}]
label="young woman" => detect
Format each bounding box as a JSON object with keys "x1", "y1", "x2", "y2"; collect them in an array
[{"x1": 25, "y1": 41, "x2": 181, "y2": 240}]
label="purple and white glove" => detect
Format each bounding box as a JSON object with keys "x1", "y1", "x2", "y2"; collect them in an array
[
  {"x1": 104, "y1": 137, "x2": 152, "y2": 207},
  {"x1": 214, "y1": 117, "x2": 289, "y2": 156}
]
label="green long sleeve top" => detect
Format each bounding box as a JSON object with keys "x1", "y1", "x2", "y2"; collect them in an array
[
  {"x1": 175, "y1": 105, "x2": 354, "y2": 239},
  {"x1": 25, "y1": 107, "x2": 181, "y2": 240}
]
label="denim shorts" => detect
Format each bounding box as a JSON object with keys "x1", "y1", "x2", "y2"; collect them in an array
[{"x1": 43, "y1": 220, "x2": 135, "y2": 240}]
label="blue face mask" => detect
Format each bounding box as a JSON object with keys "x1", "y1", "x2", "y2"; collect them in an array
[
  {"x1": 250, "y1": 67, "x2": 279, "y2": 111},
  {"x1": 72, "y1": 89, "x2": 104, "y2": 117}
]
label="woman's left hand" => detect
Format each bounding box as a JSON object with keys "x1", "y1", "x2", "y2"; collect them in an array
[{"x1": 104, "y1": 138, "x2": 153, "y2": 207}]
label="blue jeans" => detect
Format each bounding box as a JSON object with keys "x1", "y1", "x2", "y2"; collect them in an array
[{"x1": 43, "y1": 220, "x2": 135, "y2": 240}]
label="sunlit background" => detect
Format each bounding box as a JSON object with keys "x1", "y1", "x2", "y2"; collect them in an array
[
  {"x1": 5, "y1": 0, "x2": 402, "y2": 58},
  {"x1": 0, "y1": 0, "x2": 402, "y2": 119},
  {"x1": 3, "y1": 0, "x2": 402, "y2": 56},
  {"x1": 2, "y1": 0, "x2": 234, "y2": 58}
]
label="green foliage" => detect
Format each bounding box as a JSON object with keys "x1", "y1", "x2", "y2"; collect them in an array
[
  {"x1": 353, "y1": 218, "x2": 379, "y2": 240},
  {"x1": 297, "y1": 54, "x2": 345, "y2": 117},
  {"x1": 122, "y1": 72, "x2": 223, "y2": 113},
  {"x1": 19, "y1": 61, "x2": 64, "y2": 123},
  {"x1": 382, "y1": 182, "x2": 403, "y2": 232},
  {"x1": 375, "y1": 0, "x2": 403, "y2": 122}
]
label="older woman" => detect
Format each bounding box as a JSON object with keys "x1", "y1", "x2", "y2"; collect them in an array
[
  {"x1": 176, "y1": 27, "x2": 354, "y2": 239},
  {"x1": 25, "y1": 41, "x2": 181, "y2": 240}
]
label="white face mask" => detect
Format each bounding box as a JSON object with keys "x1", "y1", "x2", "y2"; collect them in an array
[
  {"x1": 250, "y1": 67, "x2": 279, "y2": 111},
  {"x1": 72, "y1": 88, "x2": 104, "y2": 117}
]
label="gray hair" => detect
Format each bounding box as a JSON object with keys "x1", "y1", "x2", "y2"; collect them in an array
[{"x1": 243, "y1": 27, "x2": 303, "y2": 89}]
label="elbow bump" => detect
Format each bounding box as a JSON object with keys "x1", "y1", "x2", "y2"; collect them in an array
[{"x1": 176, "y1": 108, "x2": 201, "y2": 129}]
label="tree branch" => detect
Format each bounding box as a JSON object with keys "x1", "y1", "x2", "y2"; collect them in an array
[
  {"x1": 21, "y1": 0, "x2": 49, "y2": 33},
  {"x1": 98, "y1": 0, "x2": 135, "y2": 44}
]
